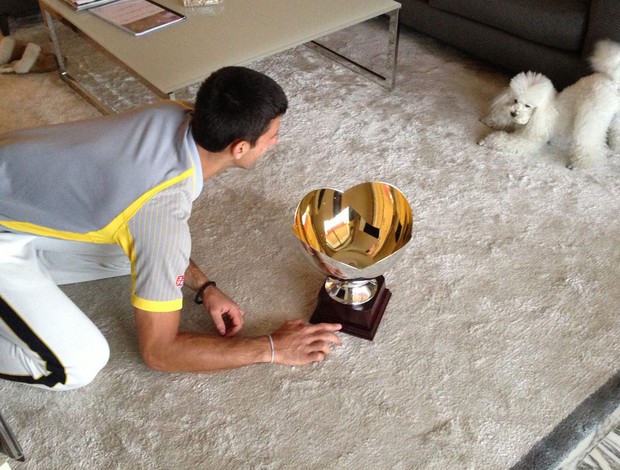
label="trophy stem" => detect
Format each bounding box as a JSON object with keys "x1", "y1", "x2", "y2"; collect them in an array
[{"x1": 324, "y1": 277, "x2": 378, "y2": 305}]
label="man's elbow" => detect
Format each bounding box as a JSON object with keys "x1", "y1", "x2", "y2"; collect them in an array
[{"x1": 140, "y1": 347, "x2": 174, "y2": 372}]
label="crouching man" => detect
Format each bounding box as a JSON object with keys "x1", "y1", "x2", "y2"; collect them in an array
[{"x1": 0, "y1": 66, "x2": 341, "y2": 391}]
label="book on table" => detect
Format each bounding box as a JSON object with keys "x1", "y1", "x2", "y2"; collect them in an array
[
  {"x1": 89, "y1": 0, "x2": 186, "y2": 36},
  {"x1": 63, "y1": 0, "x2": 119, "y2": 11}
]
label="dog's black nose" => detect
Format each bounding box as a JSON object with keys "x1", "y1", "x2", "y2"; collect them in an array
[{"x1": 510, "y1": 111, "x2": 517, "y2": 117}]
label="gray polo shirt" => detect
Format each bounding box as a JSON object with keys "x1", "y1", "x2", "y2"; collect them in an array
[{"x1": 0, "y1": 101, "x2": 204, "y2": 312}]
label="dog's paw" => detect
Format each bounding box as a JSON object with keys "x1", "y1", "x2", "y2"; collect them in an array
[
  {"x1": 479, "y1": 116, "x2": 495, "y2": 129},
  {"x1": 480, "y1": 115, "x2": 515, "y2": 132},
  {"x1": 568, "y1": 151, "x2": 606, "y2": 170},
  {"x1": 478, "y1": 133, "x2": 505, "y2": 148},
  {"x1": 478, "y1": 131, "x2": 513, "y2": 151}
]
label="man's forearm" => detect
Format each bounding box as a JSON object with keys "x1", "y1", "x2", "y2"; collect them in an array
[
  {"x1": 149, "y1": 332, "x2": 272, "y2": 372},
  {"x1": 134, "y1": 308, "x2": 270, "y2": 372}
]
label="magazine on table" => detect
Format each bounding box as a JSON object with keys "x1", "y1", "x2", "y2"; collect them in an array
[
  {"x1": 89, "y1": 0, "x2": 186, "y2": 36},
  {"x1": 63, "y1": 0, "x2": 119, "y2": 11}
]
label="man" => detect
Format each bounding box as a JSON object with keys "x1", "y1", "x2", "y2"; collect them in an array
[{"x1": 0, "y1": 66, "x2": 341, "y2": 391}]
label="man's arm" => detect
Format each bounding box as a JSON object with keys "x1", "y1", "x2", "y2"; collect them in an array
[
  {"x1": 134, "y1": 308, "x2": 268, "y2": 371},
  {"x1": 134, "y1": 308, "x2": 342, "y2": 372},
  {"x1": 134, "y1": 258, "x2": 342, "y2": 372}
]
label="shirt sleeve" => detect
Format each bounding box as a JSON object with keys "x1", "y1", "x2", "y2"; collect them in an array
[{"x1": 126, "y1": 178, "x2": 193, "y2": 312}]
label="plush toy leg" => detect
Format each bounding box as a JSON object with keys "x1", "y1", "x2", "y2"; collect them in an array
[
  {"x1": 0, "y1": 42, "x2": 58, "y2": 74},
  {"x1": 0, "y1": 37, "x2": 27, "y2": 65}
]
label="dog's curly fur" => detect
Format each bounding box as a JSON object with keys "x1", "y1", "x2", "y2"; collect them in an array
[{"x1": 479, "y1": 39, "x2": 620, "y2": 169}]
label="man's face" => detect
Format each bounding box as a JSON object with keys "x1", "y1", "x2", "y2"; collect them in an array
[{"x1": 235, "y1": 116, "x2": 281, "y2": 169}]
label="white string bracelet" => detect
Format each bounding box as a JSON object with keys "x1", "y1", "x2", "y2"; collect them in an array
[{"x1": 267, "y1": 335, "x2": 275, "y2": 364}]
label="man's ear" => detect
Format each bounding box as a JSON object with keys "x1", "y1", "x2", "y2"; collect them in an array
[{"x1": 230, "y1": 140, "x2": 250, "y2": 159}]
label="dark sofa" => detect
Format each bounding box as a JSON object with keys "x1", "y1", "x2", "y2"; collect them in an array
[
  {"x1": 0, "y1": 0, "x2": 40, "y2": 36},
  {"x1": 399, "y1": 0, "x2": 620, "y2": 89}
]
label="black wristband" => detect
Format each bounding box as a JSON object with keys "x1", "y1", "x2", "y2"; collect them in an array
[{"x1": 194, "y1": 281, "x2": 216, "y2": 304}]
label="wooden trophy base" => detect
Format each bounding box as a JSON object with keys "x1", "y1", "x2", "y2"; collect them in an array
[{"x1": 309, "y1": 276, "x2": 391, "y2": 341}]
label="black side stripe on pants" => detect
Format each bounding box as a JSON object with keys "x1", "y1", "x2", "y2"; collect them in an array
[{"x1": 0, "y1": 295, "x2": 67, "y2": 388}]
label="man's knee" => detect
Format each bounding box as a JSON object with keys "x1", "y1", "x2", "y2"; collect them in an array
[
  {"x1": 35, "y1": 332, "x2": 110, "y2": 391},
  {"x1": 0, "y1": 334, "x2": 109, "y2": 391},
  {"x1": 58, "y1": 334, "x2": 110, "y2": 391}
]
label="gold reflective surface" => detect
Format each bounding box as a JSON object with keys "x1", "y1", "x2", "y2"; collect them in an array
[{"x1": 293, "y1": 182, "x2": 413, "y2": 281}]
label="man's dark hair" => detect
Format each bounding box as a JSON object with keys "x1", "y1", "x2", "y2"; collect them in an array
[{"x1": 191, "y1": 66, "x2": 288, "y2": 152}]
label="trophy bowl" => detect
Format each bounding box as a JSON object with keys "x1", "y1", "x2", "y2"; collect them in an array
[{"x1": 293, "y1": 182, "x2": 413, "y2": 340}]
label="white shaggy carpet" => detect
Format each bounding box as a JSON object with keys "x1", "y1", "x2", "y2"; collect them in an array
[{"x1": 1, "y1": 14, "x2": 619, "y2": 470}]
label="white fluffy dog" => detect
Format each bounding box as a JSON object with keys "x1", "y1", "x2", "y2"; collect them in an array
[{"x1": 479, "y1": 39, "x2": 620, "y2": 169}]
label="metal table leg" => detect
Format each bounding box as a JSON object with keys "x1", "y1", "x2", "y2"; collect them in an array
[
  {"x1": 41, "y1": 6, "x2": 174, "y2": 114},
  {"x1": 0, "y1": 411, "x2": 24, "y2": 463},
  {"x1": 306, "y1": 9, "x2": 400, "y2": 90}
]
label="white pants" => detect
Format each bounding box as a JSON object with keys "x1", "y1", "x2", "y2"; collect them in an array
[{"x1": 0, "y1": 233, "x2": 130, "y2": 391}]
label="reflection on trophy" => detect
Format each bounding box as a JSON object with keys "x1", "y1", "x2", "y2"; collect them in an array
[{"x1": 292, "y1": 182, "x2": 413, "y2": 340}]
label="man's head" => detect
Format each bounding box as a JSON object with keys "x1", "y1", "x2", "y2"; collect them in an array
[{"x1": 191, "y1": 66, "x2": 288, "y2": 155}]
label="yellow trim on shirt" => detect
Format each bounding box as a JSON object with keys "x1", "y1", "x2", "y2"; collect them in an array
[
  {"x1": 133, "y1": 296, "x2": 183, "y2": 312},
  {"x1": 0, "y1": 221, "x2": 111, "y2": 243}
]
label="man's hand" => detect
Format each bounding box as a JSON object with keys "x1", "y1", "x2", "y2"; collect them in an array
[
  {"x1": 202, "y1": 287, "x2": 244, "y2": 337},
  {"x1": 270, "y1": 320, "x2": 342, "y2": 365},
  {"x1": 184, "y1": 259, "x2": 244, "y2": 337}
]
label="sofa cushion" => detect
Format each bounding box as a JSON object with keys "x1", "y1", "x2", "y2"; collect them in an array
[
  {"x1": 428, "y1": 0, "x2": 589, "y2": 52},
  {"x1": 0, "y1": 0, "x2": 40, "y2": 16}
]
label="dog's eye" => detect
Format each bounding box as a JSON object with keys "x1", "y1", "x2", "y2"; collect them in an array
[
  {"x1": 514, "y1": 99, "x2": 518, "y2": 104},
  {"x1": 525, "y1": 104, "x2": 531, "y2": 108}
]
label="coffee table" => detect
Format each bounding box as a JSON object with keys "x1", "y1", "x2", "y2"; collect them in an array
[{"x1": 39, "y1": 0, "x2": 401, "y2": 114}]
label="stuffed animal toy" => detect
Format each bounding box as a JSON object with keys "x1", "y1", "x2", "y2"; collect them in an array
[{"x1": 0, "y1": 36, "x2": 58, "y2": 74}]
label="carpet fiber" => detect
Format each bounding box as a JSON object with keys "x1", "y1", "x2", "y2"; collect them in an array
[{"x1": 1, "y1": 15, "x2": 619, "y2": 470}]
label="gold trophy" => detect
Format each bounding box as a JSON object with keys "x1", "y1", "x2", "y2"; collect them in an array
[{"x1": 293, "y1": 182, "x2": 413, "y2": 340}]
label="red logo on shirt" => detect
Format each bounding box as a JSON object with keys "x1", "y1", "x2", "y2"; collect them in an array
[{"x1": 175, "y1": 276, "x2": 185, "y2": 287}]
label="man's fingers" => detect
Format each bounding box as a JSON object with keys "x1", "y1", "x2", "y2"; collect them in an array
[
  {"x1": 222, "y1": 311, "x2": 244, "y2": 336},
  {"x1": 309, "y1": 322, "x2": 342, "y2": 332},
  {"x1": 299, "y1": 323, "x2": 342, "y2": 349},
  {"x1": 308, "y1": 351, "x2": 327, "y2": 363},
  {"x1": 302, "y1": 323, "x2": 342, "y2": 344},
  {"x1": 271, "y1": 319, "x2": 344, "y2": 366},
  {"x1": 212, "y1": 314, "x2": 226, "y2": 336},
  {"x1": 306, "y1": 330, "x2": 342, "y2": 346},
  {"x1": 301, "y1": 331, "x2": 342, "y2": 363}
]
